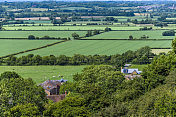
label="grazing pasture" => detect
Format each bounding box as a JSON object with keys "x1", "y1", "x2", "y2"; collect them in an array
[
  {"x1": 0, "y1": 65, "x2": 87, "y2": 84},
  {"x1": 0, "y1": 40, "x2": 59, "y2": 57},
  {"x1": 84, "y1": 30, "x2": 175, "y2": 39},
  {"x1": 18, "y1": 40, "x2": 172, "y2": 56},
  {"x1": 0, "y1": 31, "x2": 86, "y2": 38}
]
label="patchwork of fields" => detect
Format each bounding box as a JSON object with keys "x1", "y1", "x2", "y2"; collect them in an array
[
  {"x1": 1, "y1": 16, "x2": 174, "y2": 84},
  {"x1": 0, "y1": 65, "x2": 87, "y2": 84},
  {"x1": 18, "y1": 40, "x2": 172, "y2": 56}
]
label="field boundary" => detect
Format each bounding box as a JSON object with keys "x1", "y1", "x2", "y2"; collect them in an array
[
  {"x1": 77, "y1": 39, "x2": 173, "y2": 41},
  {"x1": 3, "y1": 30, "x2": 93, "y2": 31},
  {"x1": 0, "y1": 38, "x2": 67, "y2": 40},
  {"x1": 0, "y1": 40, "x2": 68, "y2": 59},
  {"x1": 151, "y1": 47, "x2": 172, "y2": 49},
  {"x1": 2, "y1": 29, "x2": 173, "y2": 31}
]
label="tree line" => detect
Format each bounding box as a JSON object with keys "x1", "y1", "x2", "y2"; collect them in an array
[{"x1": 2, "y1": 46, "x2": 154, "y2": 67}]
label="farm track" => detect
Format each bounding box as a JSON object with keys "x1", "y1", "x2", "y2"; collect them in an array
[{"x1": 0, "y1": 40, "x2": 68, "y2": 59}]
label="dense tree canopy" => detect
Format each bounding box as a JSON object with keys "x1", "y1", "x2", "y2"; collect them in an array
[
  {"x1": 0, "y1": 71, "x2": 21, "y2": 81},
  {"x1": 0, "y1": 72, "x2": 47, "y2": 116}
]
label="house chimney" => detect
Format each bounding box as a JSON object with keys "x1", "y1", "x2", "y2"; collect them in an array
[{"x1": 65, "y1": 91, "x2": 67, "y2": 95}]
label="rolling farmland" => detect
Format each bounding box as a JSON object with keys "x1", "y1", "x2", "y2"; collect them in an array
[{"x1": 18, "y1": 40, "x2": 172, "y2": 56}]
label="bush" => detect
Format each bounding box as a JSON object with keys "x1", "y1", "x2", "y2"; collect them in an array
[
  {"x1": 28, "y1": 35, "x2": 35, "y2": 40},
  {"x1": 0, "y1": 71, "x2": 21, "y2": 81},
  {"x1": 105, "y1": 27, "x2": 112, "y2": 32}
]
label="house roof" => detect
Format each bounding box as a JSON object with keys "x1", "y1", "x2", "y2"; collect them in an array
[
  {"x1": 40, "y1": 80, "x2": 62, "y2": 91},
  {"x1": 40, "y1": 79, "x2": 68, "y2": 91},
  {"x1": 58, "y1": 78, "x2": 68, "y2": 83},
  {"x1": 121, "y1": 69, "x2": 142, "y2": 74},
  {"x1": 124, "y1": 64, "x2": 131, "y2": 67}
]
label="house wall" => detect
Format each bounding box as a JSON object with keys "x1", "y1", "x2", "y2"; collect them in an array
[
  {"x1": 45, "y1": 90, "x2": 51, "y2": 96},
  {"x1": 50, "y1": 86, "x2": 60, "y2": 95}
]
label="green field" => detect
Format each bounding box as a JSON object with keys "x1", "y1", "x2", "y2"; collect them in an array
[
  {"x1": 3, "y1": 25, "x2": 141, "y2": 30},
  {"x1": 4, "y1": 25, "x2": 175, "y2": 30},
  {"x1": 129, "y1": 64, "x2": 148, "y2": 71},
  {"x1": 18, "y1": 40, "x2": 172, "y2": 56},
  {"x1": 8, "y1": 20, "x2": 52, "y2": 24},
  {"x1": 60, "y1": 7, "x2": 91, "y2": 10},
  {"x1": 23, "y1": 20, "x2": 52, "y2": 24},
  {"x1": 0, "y1": 40, "x2": 59, "y2": 56},
  {"x1": 0, "y1": 31, "x2": 86, "y2": 38},
  {"x1": 85, "y1": 30, "x2": 175, "y2": 39},
  {"x1": 0, "y1": 66, "x2": 87, "y2": 84}
]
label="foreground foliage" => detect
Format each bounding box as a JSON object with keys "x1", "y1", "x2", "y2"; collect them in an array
[{"x1": 1, "y1": 39, "x2": 176, "y2": 116}]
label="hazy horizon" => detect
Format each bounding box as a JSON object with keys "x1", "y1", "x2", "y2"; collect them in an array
[{"x1": 1, "y1": 0, "x2": 176, "y2": 2}]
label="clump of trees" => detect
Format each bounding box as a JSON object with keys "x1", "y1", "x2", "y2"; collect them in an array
[
  {"x1": 105, "y1": 27, "x2": 112, "y2": 32},
  {"x1": 129, "y1": 35, "x2": 133, "y2": 40},
  {"x1": 105, "y1": 17, "x2": 118, "y2": 22},
  {"x1": 28, "y1": 35, "x2": 68, "y2": 40},
  {"x1": 85, "y1": 30, "x2": 100, "y2": 37},
  {"x1": 162, "y1": 30, "x2": 175, "y2": 36},
  {"x1": 132, "y1": 19, "x2": 155, "y2": 24},
  {"x1": 128, "y1": 35, "x2": 149, "y2": 40},
  {"x1": 140, "y1": 35, "x2": 149, "y2": 39},
  {"x1": 72, "y1": 33, "x2": 79, "y2": 39},
  {"x1": 139, "y1": 27, "x2": 152, "y2": 30}
]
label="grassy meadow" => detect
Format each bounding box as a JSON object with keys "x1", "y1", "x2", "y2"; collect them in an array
[
  {"x1": 0, "y1": 40, "x2": 59, "y2": 57},
  {"x1": 0, "y1": 31, "x2": 86, "y2": 38},
  {"x1": 0, "y1": 65, "x2": 87, "y2": 84},
  {"x1": 84, "y1": 30, "x2": 175, "y2": 39},
  {"x1": 18, "y1": 40, "x2": 172, "y2": 56},
  {"x1": 3, "y1": 25, "x2": 141, "y2": 30}
]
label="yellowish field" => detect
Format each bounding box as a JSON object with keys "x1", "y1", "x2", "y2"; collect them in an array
[{"x1": 152, "y1": 49, "x2": 172, "y2": 55}]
